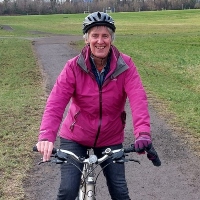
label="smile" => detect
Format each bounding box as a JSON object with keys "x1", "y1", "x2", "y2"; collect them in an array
[{"x1": 96, "y1": 46, "x2": 105, "y2": 49}]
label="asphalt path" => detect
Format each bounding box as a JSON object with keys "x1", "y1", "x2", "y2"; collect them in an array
[{"x1": 24, "y1": 35, "x2": 200, "y2": 200}]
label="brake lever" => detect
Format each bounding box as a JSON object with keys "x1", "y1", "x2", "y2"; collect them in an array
[
  {"x1": 129, "y1": 158, "x2": 140, "y2": 164},
  {"x1": 38, "y1": 160, "x2": 51, "y2": 165},
  {"x1": 52, "y1": 159, "x2": 65, "y2": 164}
]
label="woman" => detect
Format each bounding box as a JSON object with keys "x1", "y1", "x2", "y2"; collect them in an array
[{"x1": 37, "y1": 11, "x2": 152, "y2": 200}]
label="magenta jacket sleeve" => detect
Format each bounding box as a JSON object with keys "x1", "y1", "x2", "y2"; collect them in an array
[
  {"x1": 123, "y1": 55, "x2": 151, "y2": 139},
  {"x1": 38, "y1": 62, "x2": 75, "y2": 142}
]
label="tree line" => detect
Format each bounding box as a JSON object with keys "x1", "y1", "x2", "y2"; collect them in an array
[{"x1": 0, "y1": 0, "x2": 200, "y2": 15}]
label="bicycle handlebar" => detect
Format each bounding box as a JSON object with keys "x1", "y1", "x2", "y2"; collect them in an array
[
  {"x1": 33, "y1": 146, "x2": 57, "y2": 154},
  {"x1": 33, "y1": 143, "x2": 161, "y2": 167}
]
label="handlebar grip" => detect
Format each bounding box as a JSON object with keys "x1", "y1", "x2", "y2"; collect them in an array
[
  {"x1": 124, "y1": 144, "x2": 136, "y2": 153},
  {"x1": 33, "y1": 146, "x2": 38, "y2": 152},
  {"x1": 146, "y1": 144, "x2": 161, "y2": 167},
  {"x1": 33, "y1": 146, "x2": 57, "y2": 154},
  {"x1": 147, "y1": 153, "x2": 161, "y2": 167}
]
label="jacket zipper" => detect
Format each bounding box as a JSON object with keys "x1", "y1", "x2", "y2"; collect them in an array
[
  {"x1": 87, "y1": 70, "x2": 111, "y2": 147},
  {"x1": 92, "y1": 73, "x2": 113, "y2": 147},
  {"x1": 87, "y1": 71, "x2": 103, "y2": 147},
  {"x1": 93, "y1": 86, "x2": 103, "y2": 147},
  {"x1": 70, "y1": 111, "x2": 80, "y2": 131}
]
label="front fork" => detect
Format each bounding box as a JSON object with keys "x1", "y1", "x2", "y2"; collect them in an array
[{"x1": 78, "y1": 165, "x2": 96, "y2": 200}]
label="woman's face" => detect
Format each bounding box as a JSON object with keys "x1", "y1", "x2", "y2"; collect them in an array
[{"x1": 85, "y1": 26, "x2": 112, "y2": 59}]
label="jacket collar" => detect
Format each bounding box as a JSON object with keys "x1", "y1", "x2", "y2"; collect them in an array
[{"x1": 77, "y1": 45, "x2": 129, "y2": 78}]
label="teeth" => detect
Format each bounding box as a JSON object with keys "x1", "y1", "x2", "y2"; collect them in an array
[{"x1": 97, "y1": 47, "x2": 105, "y2": 49}]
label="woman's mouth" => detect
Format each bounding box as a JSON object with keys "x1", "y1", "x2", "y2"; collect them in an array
[{"x1": 96, "y1": 46, "x2": 105, "y2": 50}]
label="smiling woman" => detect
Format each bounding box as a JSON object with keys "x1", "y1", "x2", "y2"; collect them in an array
[{"x1": 36, "y1": 11, "x2": 155, "y2": 200}]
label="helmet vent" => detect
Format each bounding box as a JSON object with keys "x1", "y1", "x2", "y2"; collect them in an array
[
  {"x1": 93, "y1": 17, "x2": 98, "y2": 22},
  {"x1": 97, "y1": 12, "x2": 101, "y2": 19}
]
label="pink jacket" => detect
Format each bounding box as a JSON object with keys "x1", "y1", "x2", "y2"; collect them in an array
[{"x1": 39, "y1": 45, "x2": 150, "y2": 147}]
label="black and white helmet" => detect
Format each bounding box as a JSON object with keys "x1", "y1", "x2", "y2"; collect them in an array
[{"x1": 83, "y1": 11, "x2": 116, "y2": 34}]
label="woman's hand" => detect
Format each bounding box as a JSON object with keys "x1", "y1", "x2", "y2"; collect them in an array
[
  {"x1": 134, "y1": 132, "x2": 151, "y2": 154},
  {"x1": 36, "y1": 140, "x2": 54, "y2": 162}
]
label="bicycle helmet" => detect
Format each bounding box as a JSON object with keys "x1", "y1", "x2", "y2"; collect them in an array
[{"x1": 83, "y1": 11, "x2": 116, "y2": 34}]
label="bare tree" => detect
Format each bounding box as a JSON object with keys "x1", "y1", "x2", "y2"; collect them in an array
[
  {"x1": 2, "y1": 0, "x2": 11, "y2": 14},
  {"x1": 0, "y1": 0, "x2": 199, "y2": 15}
]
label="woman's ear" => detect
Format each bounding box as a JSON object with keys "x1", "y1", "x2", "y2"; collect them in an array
[{"x1": 85, "y1": 39, "x2": 89, "y2": 46}]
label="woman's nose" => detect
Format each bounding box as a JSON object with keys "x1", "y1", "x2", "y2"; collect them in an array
[{"x1": 97, "y1": 36, "x2": 104, "y2": 43}]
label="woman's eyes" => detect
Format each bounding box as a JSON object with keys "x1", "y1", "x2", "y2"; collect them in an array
[
  {"x1": 92, "y1": 34, "x2": 98, "y2": 38},
  {"x1": 92, "y1": 34, "x2": 109, "y2": 38},
  {"x1": 103, "y1": 35, "x2": 109, "y2": 38}
]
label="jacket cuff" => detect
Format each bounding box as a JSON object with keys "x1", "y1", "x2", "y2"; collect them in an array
[{"x1": 136, "y1": 132, "x2": 151, "y2": 139}]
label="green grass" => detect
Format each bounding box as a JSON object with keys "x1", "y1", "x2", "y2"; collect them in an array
[
  {"x1": 0, "y1": 9, "x2": 200, "y2": 199},
  {"x1": 0, "y1": 14, "x2": 84, "y2": 36},
  {"x1": 1, "y1": 10, "x2": 200, "y2": 36},
  {"x1": 0, "y1": 39, "x2": 45, "y2": 199},
  {"x1": 114, "y1": 32, "x2": 200, "y2": 134}
]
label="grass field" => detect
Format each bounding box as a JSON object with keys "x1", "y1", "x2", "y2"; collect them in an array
[{"x1": 0, "y1": 10, "x2": 200, "y2": 199}]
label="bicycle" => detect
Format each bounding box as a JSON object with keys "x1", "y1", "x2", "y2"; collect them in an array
[{"x1": 33, "y1": 143, "x2": 161, "y2": 200}]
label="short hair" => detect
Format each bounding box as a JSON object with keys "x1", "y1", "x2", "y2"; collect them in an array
[{"x1": 83, "y1": 26, "x2": 115, "y2": 43}]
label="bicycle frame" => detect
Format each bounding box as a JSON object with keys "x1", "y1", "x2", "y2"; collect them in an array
[
  {"x1": 76, "y1": 150, "x2": 101, "y2": 200},
  {"x1": 76, "y1": 148, "x2": 126, "y2": 200},
  {"x1": 77, "y1": 162, "x2": 96, "y2": 200},
  {"x1": 76, "y1": 148, "x2": 119, "y2": 200}
]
